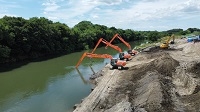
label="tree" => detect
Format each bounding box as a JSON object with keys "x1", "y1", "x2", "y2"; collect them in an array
[
  {"x1": 0, "y1": 16, "x2": 198, "y2": 64},
  {"x1": 147, "y1": 31, "x2": 160, "y2": 42}
]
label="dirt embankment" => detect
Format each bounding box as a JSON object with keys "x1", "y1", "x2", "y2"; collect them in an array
[{"x1": 74, "y1": 39, "x2": 200, "y2": 112}]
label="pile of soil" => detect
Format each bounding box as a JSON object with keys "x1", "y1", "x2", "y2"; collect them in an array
[
  {"x1": 98, "y1": 51, "x2": 199, "y2": 112},
  {"x1": 74, "y1": 39, "x2": 200, "y2": 112},
  {"x1": 106, "y1": 52, "x2": 180, "y2": 112}
]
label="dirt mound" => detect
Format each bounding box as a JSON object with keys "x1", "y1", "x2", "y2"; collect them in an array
[
  {"x1": 151, "y1": 53, "x2": 179, "y2": 76},
  {"x1": 111, "y1": 53, "x2": 180, "y2": 112},
  {"x1": 187, "y1": 61, "x2": 200, "y2": 75},
  {"x1": 173, "y1": 61, "x2": 200, "y2": 95},
  {"x1": 181, "y1": 42, "x2": 200, "y2": 57},
  {"x1": 142, "y1": 46, "x2": 160, "y2": 52},
  {"x1": 132, "y1": 52, "x2": 179, "y2": 77}
]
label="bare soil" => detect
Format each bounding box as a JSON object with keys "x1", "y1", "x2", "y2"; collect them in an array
[{"x1": 74, "y1": 38, "x2": 200, "y2": 112}]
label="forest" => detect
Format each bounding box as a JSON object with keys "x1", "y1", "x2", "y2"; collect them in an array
[{"x1": 0, "y1": 16, "x2": 199, "y2": 64}]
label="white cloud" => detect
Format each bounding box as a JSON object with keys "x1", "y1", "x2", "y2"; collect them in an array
[
  {"x1": 0, "y1": 1, "x2": 19, "y2": 17},
  {"x1": 91, "y1": 0, "x2": 200, "y2": 30},
  {"x1": 96, "y1": 0, "x2": 123, "y2": 5},
  {"x1": 1, "y1": 0, "x2": 198, "y2": 31},
  {"x1": 42, "y1": 1, "x2": 60, "y2": 12},
  {"x1": 91, "y1": 15, "x2": 99, "y2": 19}
]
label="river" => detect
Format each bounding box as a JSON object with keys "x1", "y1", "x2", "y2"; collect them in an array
[{"x1": 0, "y1": 41, "x2": 144, "y2": 112}]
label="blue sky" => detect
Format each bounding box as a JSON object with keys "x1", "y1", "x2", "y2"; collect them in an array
[{"x1": 0, "y1": 0, "x2": 200, "y2": 31}]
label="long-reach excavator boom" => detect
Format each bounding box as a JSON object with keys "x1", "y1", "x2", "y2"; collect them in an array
[
  {"x1": 106, "y1": 33, "x2": 131, "y2": 49},
  {"x1": 76, "y1": 52, "x2": 112, "y2": 68},
  {"x1": 91, "y1": 38, "x2": 131, "y2": 61},
  {"x1": 75, "y1": 52, "x2": 126, "y2": 69},
  {"x1": 91, "y1": 38, "x2": 122, "y2": 53},
  {"x1": 106, "y1": 33, "x2": 138, "y2": 56}
]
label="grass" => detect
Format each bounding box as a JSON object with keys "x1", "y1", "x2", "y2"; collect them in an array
[
  {"x1": 133, "y1": 34, "x2": 182, "y2": 50},
  {"x1": 134, "y1": 41, "x2": 159, "y2": 50}
]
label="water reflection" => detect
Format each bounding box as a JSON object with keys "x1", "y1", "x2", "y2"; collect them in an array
[
  {"x1": 75, "y1": 64, "x2": 97, "y2": 85},
  {"x1": 0, "y1": 40, "x2": 146, "y2": 112},
  {"x1": 88, "y1": 64, "x2": 96, "y2": 75},
  {"x1": 75, "y1": 68, "x2": 89, "y2": 84}
]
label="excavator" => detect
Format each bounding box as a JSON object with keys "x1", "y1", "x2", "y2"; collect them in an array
[
  {"x1": 75, "y1": 52, "x2": 126, "y2": 69},
  {"x1": 106, "y1": 33, "x2": 138, "y2": 56},
  {"x1": 91, "y1": 38, "x2": 131, "y2": 61},
  {"x1": 160, "y1": 34, "x2": 175, "y2": 49}
]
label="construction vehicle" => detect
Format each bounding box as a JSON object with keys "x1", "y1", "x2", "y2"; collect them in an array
[
  {"x1": 75, "y1": 52, "x2": 126, "y2": 69},
  {"x1": 193, "y1": 35, "x2": 200, "y2": 43},
  {"x1": 92, "y1": 38, "x2": 131, "y2": 61},
  {"x1": 160, "y1": 34, "x2": 175, "y2": 49},
  {"x1": 106, "y1": 33, "x2": 138, "y2": 56}
]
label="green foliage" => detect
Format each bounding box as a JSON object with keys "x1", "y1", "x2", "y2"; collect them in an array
[
  {"x1": 167, "y1": 28, "x2": 183, "y2": 34},
  {"x1": 193, "y1": 31, "x2": 200, "y2": 36},
  {"x1": 0, "y1": 16, "x2": 198, "y2": 64},
  {"x1": 187, "y1": 28, "x2": 200, "y2": 33},
  {"x1": 0, "y1": 45, "x2": 11, "y2": 58}
]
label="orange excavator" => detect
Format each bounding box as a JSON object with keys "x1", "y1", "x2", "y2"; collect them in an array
[
  {"x1": 75, "y1": 52, "x2": 126, "y2": 69},
  {"x1": 92, "y1": 38, "x2": 131, "y2": 61},
  {"x1": 106, "y1": 33, "x2": 138, "y2": 56}
]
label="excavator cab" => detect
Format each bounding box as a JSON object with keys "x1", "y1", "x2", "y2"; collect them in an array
[
  {"x1": 170, "y1": 40, "x2": 175, "y2": 44},
  {"x1": 127, "y1": 50, "x2": 137, "y2": 56},
  {"x1": 110, "y1": 58, "x2": 126, "y2": 69},
  {"x1": 127, "y1": 50, "x2": 132, "y2": 54},
  {"x1": 76, "y1": 52, "x2": 127, "y2": 70},
  {"x1": 119, "y1": 52, "x2": 125, "y2": 60},
  {"x1": 119, "y1": 52, "x2": 131, "y2": 61},
  {"x1": 110, "y1": 58, "x2": 118, "y2": 66}
]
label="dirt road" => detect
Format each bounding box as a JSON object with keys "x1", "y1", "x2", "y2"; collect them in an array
[{"x1": 74, "y1": 38, "x2": 200, "y2": 112}]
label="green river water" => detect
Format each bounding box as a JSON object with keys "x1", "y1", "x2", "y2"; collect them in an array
[{"x1": 0, "y1": 41, "x2": 144, "y2": 112}]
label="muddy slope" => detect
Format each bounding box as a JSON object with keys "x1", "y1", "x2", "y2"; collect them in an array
[
  {"x1": 74, "y1": 40, "x2": 200, "y2": 112},
  {"x1": 102, "y1": 52, "x2": 179, "y2": 112},
  {"x1": 91, "y1": 52, "x2": 200, "y2": 112}
]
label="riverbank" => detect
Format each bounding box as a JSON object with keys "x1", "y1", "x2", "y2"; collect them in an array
[{"x1": 73, "y1": 38, "x2": 200, "y2": 112}]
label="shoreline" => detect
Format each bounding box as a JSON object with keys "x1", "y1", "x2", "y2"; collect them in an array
[{"x1": 73, "y1": 38, "x2": 200, "y2": 112}]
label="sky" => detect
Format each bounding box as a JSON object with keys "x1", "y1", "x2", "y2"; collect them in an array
[{"x1": 0, "y1": 0, "x2": 200, "y2": 31}]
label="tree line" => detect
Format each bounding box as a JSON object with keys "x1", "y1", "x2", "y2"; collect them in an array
[{"x1": 0, "y1": 16, "x2": 199, "y2": 64}]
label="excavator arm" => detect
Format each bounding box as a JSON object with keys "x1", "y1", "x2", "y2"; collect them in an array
[
  {"x1": 86, "y1": 53, "x2": 113, "y2": 59},
  {"x1": 106, "y1": 33, "x2": 138, "y2": 56},
  {"x1": 160, "y1": 34, "x2": 175, "y2": 49},
  {"x1": 165, "y1": 34, "x2": 175, "y2": 44},
  {"x1": 76, "y1": 52, "x2": 127, "y2": 69},
  {"x1": 75, "y1": 37, "x2": 130, "y2": 68},
  {"x1": 170, "y1": 34, "x2": 175, "y2": 44},
  {"x1": 106, "y1": 33, "x2": 131, "y2": 50},
  {"x1": 91, "y1": 38, "x2": 122, "y2": 53},
  {"x1": 75, "y1": 52, "x2": 113, "y2": 68},
  {"x1": 75, "y1": 52, "x2": 87, "y2": 68}
]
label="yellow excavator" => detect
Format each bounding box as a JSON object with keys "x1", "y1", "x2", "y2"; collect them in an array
[{"x1": 160, "y1": 34, "x2": 175, "y2": 49}]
